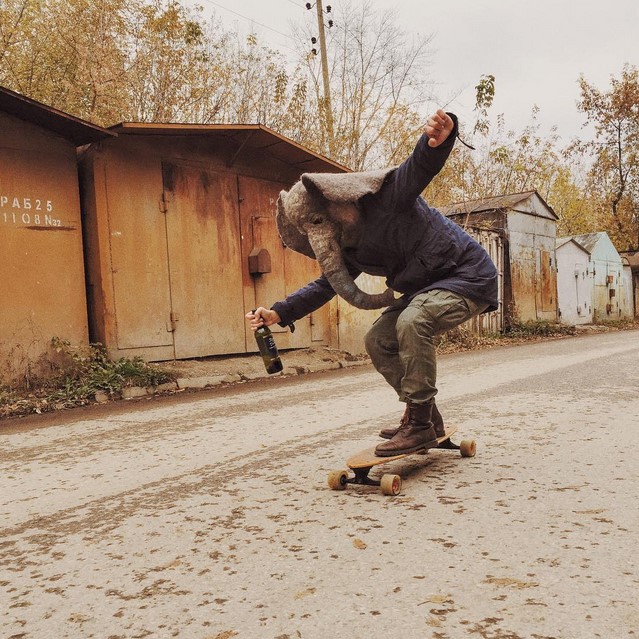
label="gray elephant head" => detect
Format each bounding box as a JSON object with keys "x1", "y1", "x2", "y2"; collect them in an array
[{"x1": 276, "y1": 169, "x2": 396, "y2": 310}]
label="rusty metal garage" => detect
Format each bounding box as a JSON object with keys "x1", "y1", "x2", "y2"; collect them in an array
[
  {"x1": 442, "y1": 191, "x2": 558, "y2": 327},
  {"x1": 0, "y1": 86, "x2": 113, "y2": 384},
  {"x1": 79, "y1": 123, "x2": 348, "y2": 362}
]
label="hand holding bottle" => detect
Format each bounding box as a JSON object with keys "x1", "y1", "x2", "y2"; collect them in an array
[
  {"x1": 247, "y1": 308, "x2": 283, "y2": 374},
  {"x1": 246, "y1": 307, "x2": 281, "y2": 330}
]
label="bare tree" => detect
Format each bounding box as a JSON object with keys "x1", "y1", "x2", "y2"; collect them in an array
[{"x1": 292, "y1": 0, "x2": 435, "y2": 169}]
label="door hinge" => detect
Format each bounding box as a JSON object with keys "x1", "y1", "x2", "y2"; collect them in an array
[
  {"x1": 167, "y1": 311, "x2": 179, "y2": 332},
  {"x1": 159, "y1": 193, "x2": 169, "y2": 214}
]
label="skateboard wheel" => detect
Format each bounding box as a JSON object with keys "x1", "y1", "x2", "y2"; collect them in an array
[
  {"x1": 380, "y1": 474, "x2": 402, "y2": 496},
  {"x1": 459, "y1": 439, "x2": 476, "y2": 458},
  {"x1": 327, "y1": 470, "x2": 349, "y2": 490}
]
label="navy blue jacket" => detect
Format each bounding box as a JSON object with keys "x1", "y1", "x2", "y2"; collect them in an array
[{"x1": 273, "y1": 118, "x2": 498, "y2": 328}]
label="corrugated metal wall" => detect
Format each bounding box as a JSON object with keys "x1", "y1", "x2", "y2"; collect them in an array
[{"x1": 463, "y1": 228, "x2": 504, "y2": 334}]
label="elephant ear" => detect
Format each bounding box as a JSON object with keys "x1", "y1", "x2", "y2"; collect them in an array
[
  {"x1": 301, "y1": 167, "x2": 395, "y2": 203},
  {"x1": 276, "y1": 187, "x2": 315, "y2": 259}
]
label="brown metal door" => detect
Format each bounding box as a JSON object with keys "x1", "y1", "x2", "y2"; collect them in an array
[
  {"x1": 238, "y1": 176, "x2": 329, "y2": 351},
  {"x1": 238, "y1": 176, "x2": 288, "y2": 352},
  {"x1": 162, "y1": 162, "x2": 245, "y2": 358},
  {"x1": 104, "y1": 150, "x2": 173, "y2": 350}
]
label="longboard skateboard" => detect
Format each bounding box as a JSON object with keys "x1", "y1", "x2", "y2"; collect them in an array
[{"x1": 327, "y1": 427, "x2": 476, "y2": 496}]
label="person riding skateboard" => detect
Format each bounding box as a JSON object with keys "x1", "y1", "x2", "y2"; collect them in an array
[{"x1": 247, "y1": 109, "x2": 498, "y2": 457}]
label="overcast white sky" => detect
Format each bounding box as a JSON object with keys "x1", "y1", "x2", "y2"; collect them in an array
[{"x1": 185, "y1": 0, "x2": 637, "y2": 143}]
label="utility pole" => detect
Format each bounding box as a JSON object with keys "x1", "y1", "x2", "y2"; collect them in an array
[{"x1": 314, "y1": 0, "x2": 335, "y2": 155}]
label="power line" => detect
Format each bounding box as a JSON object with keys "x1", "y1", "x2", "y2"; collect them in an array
[
  {"x1": 195, "y1": 0, "x2": 296, "y2": 42},
  {"x1": 189, "y1": 0, "x2": 334, "y2": 66}
]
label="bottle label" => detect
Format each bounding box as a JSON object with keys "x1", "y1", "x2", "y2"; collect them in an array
[
  {"x1": 255, "y1": 329, "x2": 282, "y2": 373},
  {"x1": 265, "y1": 335, "x2": 277, "y2": 353}
]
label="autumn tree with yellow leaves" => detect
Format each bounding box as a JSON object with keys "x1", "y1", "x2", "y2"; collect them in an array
[
  {"x1": 576, "y1": 65, "x2": 639, "y2": 250},
  {"x1": 0, "y1": 1, "x2": 636, "y2": 250}
]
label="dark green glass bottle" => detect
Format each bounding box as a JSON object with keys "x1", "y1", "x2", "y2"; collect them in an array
[{"x1": 254, "y1": 319, "x2": 283, "y2": 374}]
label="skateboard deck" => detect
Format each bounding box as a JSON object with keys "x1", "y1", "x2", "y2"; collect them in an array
[{"x1": 328, "y1": 427, "x2": 476, "y2": 495}]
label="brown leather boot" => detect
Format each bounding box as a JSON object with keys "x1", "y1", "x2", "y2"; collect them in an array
[
  {"x1": 378, "y1": 405, "x2": 409, "y2": 439},
  {"x1": 379, "y1": 402, "x2": 445, "y2": 439},
  {"x1": 375, "y1": 402, "x2": 438, "y2": 457},
  {"x1": 431, "y1": 402, "x2": 446, "y2": 438}
]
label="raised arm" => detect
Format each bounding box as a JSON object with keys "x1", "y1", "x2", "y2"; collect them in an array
[{"x1": 383, "y1": 110, "x2": 458, "y2": 212}]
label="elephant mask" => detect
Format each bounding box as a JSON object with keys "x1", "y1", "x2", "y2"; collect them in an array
[{"x1": 276, "y1": 168, "x2": 397, "y2": 310}]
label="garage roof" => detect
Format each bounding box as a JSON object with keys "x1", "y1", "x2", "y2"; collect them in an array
[
  {"x1": 109, "y1": 122, "x2": 349, "y2": 174},
  {"x1": 0, "y1": 85, "x2": 115, "y2": 145}
]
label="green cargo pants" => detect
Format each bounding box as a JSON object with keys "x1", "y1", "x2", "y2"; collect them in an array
[{"x1": 364, "y1": 289, "x2": 488, "y2": 405}]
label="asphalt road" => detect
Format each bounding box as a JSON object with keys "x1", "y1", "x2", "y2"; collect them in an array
[{"x1": 1, "y1": 330, "x2": 638, "y2": 639}]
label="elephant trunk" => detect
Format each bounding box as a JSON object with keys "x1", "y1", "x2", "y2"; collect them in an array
[{"x1": 307, "y1": 228, "x2": 395, "y2": 310}]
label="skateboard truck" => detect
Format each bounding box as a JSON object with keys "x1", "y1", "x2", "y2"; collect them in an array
[
  {"x1": 351, "y1": 466, "x2": 383, "y2": 487},
  {"x1": 329, "y1": 466, "x2": 402, "y2": 495}
]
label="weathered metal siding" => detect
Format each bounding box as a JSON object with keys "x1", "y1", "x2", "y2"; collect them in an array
[
  {"x1": 80, "y1": 139, "x2": 175, "y2": 361},
  {"x1": 163, "y1": 162, "x2": 246, "y2": 358},
  {"x1": 506, "y1": 212, "x2": 558, "y2": 323},
  {"x1": 443, "y1": 192, "x2": 559, "y2": 328},
  {"x1": 619, "y1": 251, "x2": 639, "y2": 317},
  {"x1": 439, "y1": 223, "x2": 504, "y2": 334},
  {"x1": 571, "y1": 233, "x2": 631, "y2": 321},
  {"x1": 1, "y1": 113, "x2": 88, "y2": 383},
  {"x1": 238, "y1": 175, "x2": 330, "y2": 352},
  {"x1": 556, "y1": 241, "x2": 593, "y2": 325},
  {"x1": 463, "y1": 228, "x2": 504, "y2": 334},
  {"x1": 592, "y1": 256, "x2": 622, "y2": 320},
  {"x1": 621, "y1": 263, "x2": 634, "y2": 319},
  {"x1": 80, "y1": 131, "x2": 334, "y2": 362}
]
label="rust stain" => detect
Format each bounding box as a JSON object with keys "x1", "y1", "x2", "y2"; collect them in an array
[
  {"x1": 199, "y1": 170, "x2": 211, "y2": 193},
  {"x1": 162, "y1": 162, "x2": 176, "y2": 192}
]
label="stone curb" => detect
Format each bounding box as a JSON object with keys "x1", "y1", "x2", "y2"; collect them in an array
[
  {"x1": 175, "y1": 357, "x2": 370, "y2": 389},
  {"x1": 96, "y1": 357, "x2": 371, "y2": 403}
]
